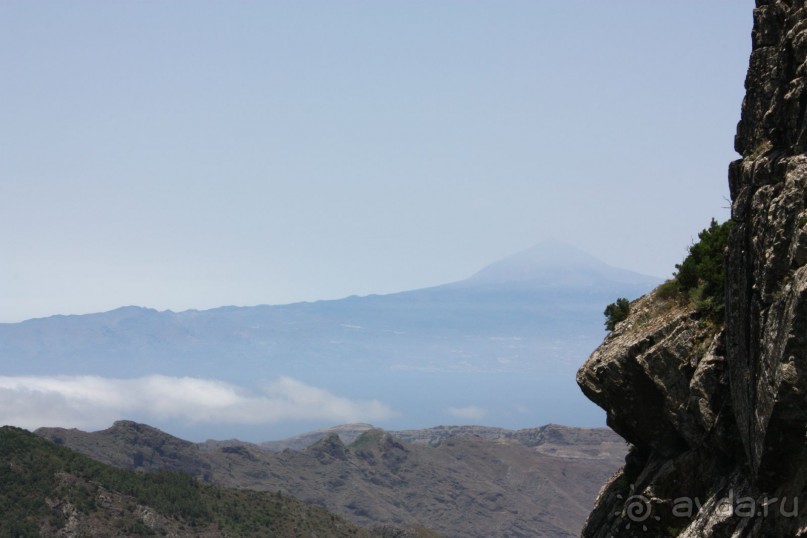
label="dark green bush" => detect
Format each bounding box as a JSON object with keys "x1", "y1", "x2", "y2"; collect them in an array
[
  {"x1": 602, "y1": 219, "x2": 732, "y2": 330},
  {"x1": 665, "y1": 218, "x2": 733, "y2": 322},
  {"x1": 604, "y1": 297, "x2": 630, "y2": 331}
]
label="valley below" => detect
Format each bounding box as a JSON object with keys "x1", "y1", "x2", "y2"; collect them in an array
[{"x1": 35, "y1": 420, "x2": 626, "y2": 537}]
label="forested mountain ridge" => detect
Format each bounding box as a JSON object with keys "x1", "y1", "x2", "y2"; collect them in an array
[
  {"x1": 0, "y1": 425, "x2": 415, "y2": 537},
  {"x1": 35, "y1": 421, "x2": 625, "y2": 538}
]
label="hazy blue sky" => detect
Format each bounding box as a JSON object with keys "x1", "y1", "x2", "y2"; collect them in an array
[{"x1": 2, "y1": 1, "x2": 754, "y2": 322}]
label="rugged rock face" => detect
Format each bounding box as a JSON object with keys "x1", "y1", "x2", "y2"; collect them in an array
[{"x1": 577, "y1": 2, "x2": 807, "y2": 536}]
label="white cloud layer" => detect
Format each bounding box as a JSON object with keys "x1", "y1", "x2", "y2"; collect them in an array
[
  {"x1": 0, "y1": 375, "x2": 394, "y2": 431},
  {"x1": 446, "y1": 405, "x2": 487, "y2": 421}
]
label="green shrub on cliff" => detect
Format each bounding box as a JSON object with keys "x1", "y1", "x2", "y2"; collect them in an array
[
  {"x1": 603, "y1": 297, "x2": 630, "y2": 331},
  {"x1": 603, "y1": 219, "x2": 731, "y2": 330},
  {"x1": 668, "y1": 218, "x2": 733, "y2": 322}
]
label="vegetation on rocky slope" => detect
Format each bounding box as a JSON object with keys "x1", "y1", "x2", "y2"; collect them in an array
[
  {"x1": 603, "y1": 219, "x2": 731, "y2": 332},
  {"x1": 0, "y1": 426, "x2": 372, "y2": 537},
  {"x1": 659, "y1": 218, "x2": 733, "y2": 322},
  {"x1": 603, "y1": 297, "x2": 630, "y2": 331},
  {"x1": 36, "y1": 421, "x2": 624, "y2": 538}
]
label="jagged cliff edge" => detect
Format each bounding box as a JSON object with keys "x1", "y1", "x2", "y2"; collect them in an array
[{"x1": 577, "y1": 2, "x2": 807, "y2": 536}]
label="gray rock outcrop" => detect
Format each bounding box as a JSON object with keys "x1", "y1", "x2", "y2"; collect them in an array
[{"x1": 577, "y1": 1, "x2": 807, "y2": 536}]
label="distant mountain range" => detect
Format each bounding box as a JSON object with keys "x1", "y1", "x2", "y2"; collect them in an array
[
  {"x1": 36, "y1": 420, "x2": 626, "y2": 538},
  {"x1": 0, "y1": 425, "x2": 427, "y2": 537},
  {"x1": 0, "y1": 242, "x2": 661, "y2": 439}
]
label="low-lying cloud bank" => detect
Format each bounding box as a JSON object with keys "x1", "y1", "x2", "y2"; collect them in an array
[{"x1": 0, "y1": 375, "x2": 394, "y2": 431}]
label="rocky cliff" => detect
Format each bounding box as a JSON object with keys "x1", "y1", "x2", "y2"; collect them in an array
[{"x1": 577, "y1": 2, "x2": 807, "y2": 536}]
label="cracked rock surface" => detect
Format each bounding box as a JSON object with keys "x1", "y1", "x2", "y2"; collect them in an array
[{"x1": 578, "y1": 2, "x2": 807, "y2": 536}]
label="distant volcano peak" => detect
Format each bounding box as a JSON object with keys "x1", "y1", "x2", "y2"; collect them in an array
[{"x1": 464, "y1": 241, "x2": 659, "y2": 289}]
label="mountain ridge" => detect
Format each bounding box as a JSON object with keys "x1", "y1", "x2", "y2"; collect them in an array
[
  {"x1": 0, "y1": 242, "x2": 659, "y2": 440},
  {"x1": 0, "y1": 425, "x2": 419, "y2": 537},
  {"x1": 36, "y1": 419, "x2": 626, "y2": 538},
  {"x1": 5, "y1": 241, "x2": 657, "y2": 323},
  {"x1": 461, "y1": 241, "x2": 660, "y2": 289}
]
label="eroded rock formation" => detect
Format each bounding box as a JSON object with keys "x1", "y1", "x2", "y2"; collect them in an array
[{"x1": 578, "y1": 1, "x2": 807, "y2": 536}]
